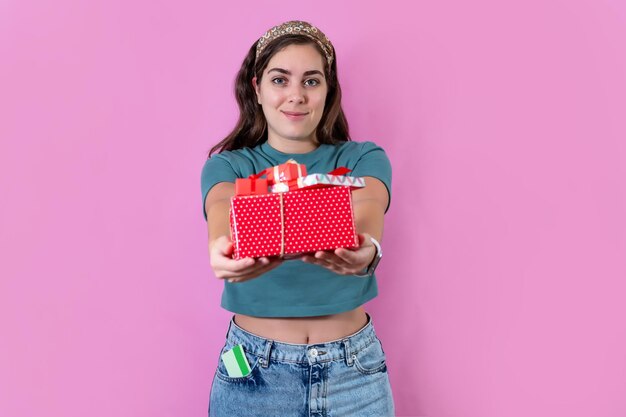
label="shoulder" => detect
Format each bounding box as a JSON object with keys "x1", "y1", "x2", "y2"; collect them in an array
[
  {"x1": 344, "y1": 141, "x2": 392, "y2": 212},
  {"x1": 336, "y1": 140, "x2": 391, "y2": 163},
  {"x1": 202, "y1": 145, "x2": 262, "y2": 177},
  {"x1": 333, "y1": 140, "x2": 390, "y2": 161},
  {"x1": 334, "y1": 140, "x2": 387, "y2": 153},
  {"x1": 204, "y1": 146, "x2": 258, "y2": 165},
  {"x1": 314, "y1": 140, "x2": 391, "y2": 174},
  {"x1": 319, "y1": 140, "x2": 388, "y2": 162},
  {"x1": 343, "y1": 139, "x2": 392, "y2": 190}
]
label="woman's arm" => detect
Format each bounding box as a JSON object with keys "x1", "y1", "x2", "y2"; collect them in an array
[
  {"x1": 300, "y1": 176, "x2": 389, "y2": 275},
  {"x1": 205, "y1": 182, "x2": 235, "y2": 250},
  {"x1": 351, "y1": 176, "x2": 389, "y2": 241},
  {"x1": 205, "y1": 182, "x2": 282, "y2": 283}
]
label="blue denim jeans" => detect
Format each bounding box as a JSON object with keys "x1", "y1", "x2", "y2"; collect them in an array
[{"x1": 209, "y1": 312, "x2": 395, "y2": 417}]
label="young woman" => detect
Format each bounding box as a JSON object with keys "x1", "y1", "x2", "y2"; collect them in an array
[{"x1": 201, "y1": 20, "x2": 395, "y2": 416}]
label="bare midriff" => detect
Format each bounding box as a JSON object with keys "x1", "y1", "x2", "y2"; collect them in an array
[{"x1": 233, "y1": 306, "x2": 369, "y2": 344}]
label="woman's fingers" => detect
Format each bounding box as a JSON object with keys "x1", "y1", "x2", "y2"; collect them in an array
[
  {"x1": 300, "y1": 240, "x2": 376, "y2": 275},
  {"x1": 209, "y1": 237, "x2": 283, "y2": 282},
  {"x1": 314, "y1": 251, "x2": 351, "y2": 268},
  {"x1": 318, "y1": 247, "x2": 371, "y2": 268},
  {"x1": 334, "y1": 248, "x2": 361, "y2": 264},
  {"x1": 301, "y1": 253, "x2": 358, "y2": 275},
  {"x1": 214, "y1": 243, "x2": 374, "y2": 280},
  {"x1": 301, "y1": 254, "x2": 333, "y2": 268},
  {"x1": 336, "y1": 235, "x2": 376, "y2": 266},
  {"x1": 227, "y1": 259, "x2": 283, "y2": 283},
  {"x1": 215, "y1": 257, "x2": 273, "y2": 279},
  {"x1": 211, "y1": 256, "x2": 255, "y2": 276}
]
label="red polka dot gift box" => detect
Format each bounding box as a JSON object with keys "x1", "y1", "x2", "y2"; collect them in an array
[{"x1": 229, "y1": 163, "x2": 365, "y2": 260}]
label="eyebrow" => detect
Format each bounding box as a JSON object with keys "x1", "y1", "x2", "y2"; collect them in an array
[{"x1": 267, "y1": 68, "x2": 325, "y2": 78}]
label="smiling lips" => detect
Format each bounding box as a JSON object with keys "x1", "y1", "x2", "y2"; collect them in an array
[{"x1": 282, "y1": 110, "x2": 308, "y2": 121}]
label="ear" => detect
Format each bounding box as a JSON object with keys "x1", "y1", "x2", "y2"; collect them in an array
[{"x1": 252, "y1": 76, "x2": 261, "y2": 104}]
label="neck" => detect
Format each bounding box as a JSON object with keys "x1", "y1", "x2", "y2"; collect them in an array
[{"x1": 267, "y1": 136, "x2": 319, "y2": 154}]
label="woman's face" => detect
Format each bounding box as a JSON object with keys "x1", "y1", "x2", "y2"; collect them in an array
[{"x1": 253, "y1": 43, "x2": 328, "y2": 146}]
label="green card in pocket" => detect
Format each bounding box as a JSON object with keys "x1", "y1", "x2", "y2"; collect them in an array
[{"x1": 221, "y1": 344, "x2": 252, "y2": 377}]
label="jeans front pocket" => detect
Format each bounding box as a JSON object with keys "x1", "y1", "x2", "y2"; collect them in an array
[
  {"x1": 352, "y1": 337, "x2": 387, "y2": 375},
  {"x1": 214, "y1": 342, "x2": 262, "y2": 383}
]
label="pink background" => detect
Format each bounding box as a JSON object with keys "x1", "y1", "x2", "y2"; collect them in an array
[{"x1": 2, "y1": 0, "x2": 625, "y2": 416}]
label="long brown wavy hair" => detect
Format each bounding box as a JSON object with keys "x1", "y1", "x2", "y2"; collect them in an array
[{"x1": 208, "y1": 34, "x2": 351, "y2": 157}]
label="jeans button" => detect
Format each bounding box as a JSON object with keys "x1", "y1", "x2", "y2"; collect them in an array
[{"x1": 309, "y1": 348, "x2": 318, "y2": 357}]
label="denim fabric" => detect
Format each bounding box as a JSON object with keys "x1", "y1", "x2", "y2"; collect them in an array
[{"x1": 209, "y1": 313, "x2": 395, "y2": 417}]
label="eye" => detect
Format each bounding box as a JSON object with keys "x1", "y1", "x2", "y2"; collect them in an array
[
  {"x1": 271, "y1": 77, "x2": 286, "y2": 85},
  {"x1": 304, "y1": 79, "x2": 320, "y2": 87}
]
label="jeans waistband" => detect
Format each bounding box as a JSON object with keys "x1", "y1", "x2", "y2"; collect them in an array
[{"x1": 225, "y1": 312, "x2": 378, "y2": 366}]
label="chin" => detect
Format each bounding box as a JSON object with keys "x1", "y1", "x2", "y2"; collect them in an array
[
  {"x1": 289, "y1": 135, "x2": 316, "y2": 142},
  {"x1": 278, "y1": 131, "x2": 316, "y2": 141}
]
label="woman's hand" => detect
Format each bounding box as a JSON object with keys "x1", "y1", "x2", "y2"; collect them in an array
[
  {"x1": 209, "y1": 236, "x2": 283, "y2": 283},
  {"x1": 299, "y1": 233, "x2": 377, "y2": 276}
]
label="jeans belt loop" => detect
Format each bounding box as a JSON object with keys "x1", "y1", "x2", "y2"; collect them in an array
[
  {"x1": 343, "y1": 338, "x2": 353, "y2": 366},
  {"x1": 261, "y1": 339, "x2": 273, "y2": 368},
  {"x1": 226, "y1": 315, "x2": 235, "y2": 339}
]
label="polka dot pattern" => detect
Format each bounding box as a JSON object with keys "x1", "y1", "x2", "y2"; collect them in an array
[
  {"x1": 283, "y1": 187, "x2": 358, "y2": 254},
  {"x1": 230, "y1": 193, "x2": 283, "y2": 260},
  {"x1": 229, "y1": 186, "x2": 359, "y2": 260}
]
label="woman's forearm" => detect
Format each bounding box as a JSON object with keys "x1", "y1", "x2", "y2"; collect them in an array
[
  {"x1": 353, "y1": 199, "x2": 385, "y2": 242},
  {"x1": 207, "y1": 199, "x2": 231, "y2": 250}
]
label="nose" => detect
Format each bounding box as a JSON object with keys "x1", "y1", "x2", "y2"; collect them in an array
[{"x1": 287, "y1": 83, "x2": 306, "y2": 103}]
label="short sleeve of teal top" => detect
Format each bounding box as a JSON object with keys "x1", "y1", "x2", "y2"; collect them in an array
[{"x1": 200, "y1": 140, "x2": 392, "y2": 317}]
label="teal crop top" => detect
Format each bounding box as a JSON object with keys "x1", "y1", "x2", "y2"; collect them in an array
[{"x1": 200, "y1": 140, "x2": 392, "y2": 317}]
